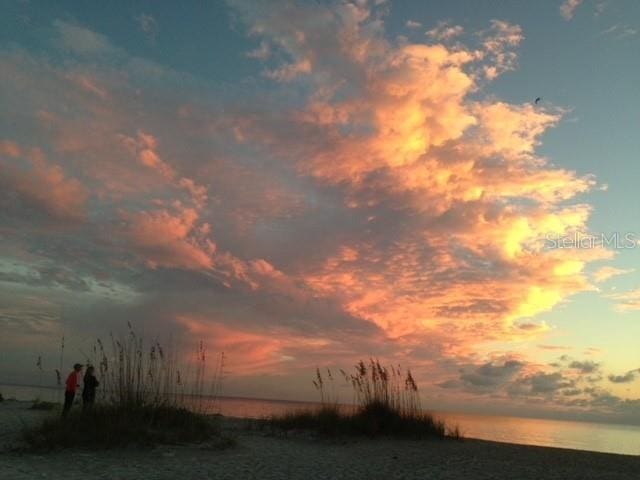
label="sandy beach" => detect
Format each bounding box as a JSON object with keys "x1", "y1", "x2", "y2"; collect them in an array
[{"x1": 1, "y1": 401, "x2": 638, "y2": 480}]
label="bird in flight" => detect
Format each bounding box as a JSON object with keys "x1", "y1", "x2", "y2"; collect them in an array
[{"x1": 534, "y1": 97, "x2": 542, "y2": 105}]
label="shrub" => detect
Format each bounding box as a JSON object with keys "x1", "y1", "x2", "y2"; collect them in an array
[
  {"x1": 270, "y1": 359, "x2": 453, "y2": 439},
  {"x1": 25, "y1": 404, "x2": 217, "y2": 450}
]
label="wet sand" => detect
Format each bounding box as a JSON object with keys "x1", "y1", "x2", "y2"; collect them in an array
[{"x1": 1, "y1": 401, "x2": 638, "y2": 480}]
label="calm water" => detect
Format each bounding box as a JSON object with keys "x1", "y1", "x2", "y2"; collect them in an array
[{"x1": 3, "y1": 384, "x2": 639, "y2": 456}]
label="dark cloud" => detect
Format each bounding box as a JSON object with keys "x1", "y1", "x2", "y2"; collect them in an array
[
  {"x1": 608, "y1": 370, "x2": 638, "y2": 384},
  {"x1": 568, "y1": 360, "x2": 600, "y2": 374},
  {"x1": 458, "y1": 360, "x2": 524, "y2": 391},
  {"x1": 522, "y1": 372, "x2": 575, "y2": 394}
]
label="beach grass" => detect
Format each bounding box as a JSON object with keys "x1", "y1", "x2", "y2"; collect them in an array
[
  {"x1": 269, "y1": 359, "x2": 458, "y2": 439},
  {"x1": 24, "y1": 404, "x2": 217, "y2": 450},
  {"x1": 23, "y1": 324, "x2": 226, "y2": 450},
  {"x1": 270, "y1": 402, "x2": 449, "y2": 438},
  {"x1": 93, "y1": 323, "x2": 224, "y2": 414}
]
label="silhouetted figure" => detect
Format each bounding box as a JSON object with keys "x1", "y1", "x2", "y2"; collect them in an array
[
  {"x1": 82, "y1": 366, "x2": 99, "y2": 410},
  {"x1": 62, "y1": 363, "x2": 83, "y2": 418},
  {"x1": 534, "y1": 97, "x2": 542, "y2": 104}
]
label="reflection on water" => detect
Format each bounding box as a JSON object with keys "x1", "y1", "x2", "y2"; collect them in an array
[
  {"x1": 434, "y1": 411, "x2": 640, "y2": 457},
  {"x1": 2, "y1": 384, "x2": 639, "y2": 456}
]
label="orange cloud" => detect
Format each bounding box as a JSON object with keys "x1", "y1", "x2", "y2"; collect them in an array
[
  {"x1": 3, "y1": 2, "x2": 633, "y2": 417},
  {"x1": 0, "y1": 140, "x2": 21, "y2": 157},
  {"x1": 176, "y1": 315, "x2": 333, "y2": 375},
  {"x1": 593, "y1": 266, "x2": 634, "y2": 283},
  {"x1": 121, "y1": 206, "x2": 216, "y2": 270},
  {"x1": 234, "y1": 1, "x2": 607, "y2": 356}
]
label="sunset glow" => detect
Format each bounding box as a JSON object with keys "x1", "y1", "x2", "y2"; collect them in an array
[{"x1": 1, "y1": 0, "x2": 639, "y2": 425}]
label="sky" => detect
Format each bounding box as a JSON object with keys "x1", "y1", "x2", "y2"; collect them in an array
[{"x1": 1, "y1": 0, "x2": 639, "y2": 424}]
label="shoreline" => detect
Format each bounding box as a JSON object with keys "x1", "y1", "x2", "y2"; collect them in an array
[
  {"x1": 4, "y1": 382, "x2": 639, "y2": 431},
  {"x1": 1, "y1": 401, "x2": 639, "y2": 479}
]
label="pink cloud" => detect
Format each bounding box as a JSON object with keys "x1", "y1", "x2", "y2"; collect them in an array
[
  {"x1": 560, "y1": 0, "x2": 584, "y2": 20},
  {"x1": 176, "y1": 316, "x2": 333, "y2": 375},
  {"x1": 0, "y1": 142, "x2": 88, "y2": 222},
  {"x1": 231, "y1": 1, "x2": 608, "y2": 354},
  {"x1": 121, "y1": 206, "x2": 216, "y2": 271}
]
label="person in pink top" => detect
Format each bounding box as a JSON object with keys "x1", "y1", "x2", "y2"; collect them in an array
[{"x1": 62, "y1": 363, "x2": 83, "y2": 418}]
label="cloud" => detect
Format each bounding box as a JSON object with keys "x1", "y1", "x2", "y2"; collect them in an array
[
  {"x1": 218, "y1": 2, "x2": 610, "y2": 361},
  {"x1": 426, "y1": 21, "x2": 463, "y2": 41},
  {"x1": 0, "y1": 264, "x2": 91, "y2": 292},
  {"x1": 1, "y1": 1, "x2": 636, "y2": 421},
  {"x1": 136, "y1": 13, "x2": 159, "y2": 43},
  {"x1": 568, "y1": 360, "x2": 600, "y2": 374},
  {"x1": 595, "y1": 2, "x2": 608, "y2": 16},
  {"x1": 53, "y1": 20, "x2": 115, "y2": 55},
  {"x1": 120, "y1": 206, "x2": 216, "y2": 271},
  {"x1": 459, "y1": 359, "x2": 524, "y2": 390},
  {"x1": 406, "y1": 20, "x2": 422, "y2": 29},
  {"x1": 117, "y1": 130, "x2": 176, "y2": 180},
  {"x1": 246, "y1": 41, "x2": 271, "y2": 59},
  {"x1": 600, "y1": 24, "x2": 638, "y2": 39},
  {"x1": 538, "y1": 344, "x2": 572, "y2": 352},
  {"x1": 560, "y1": 0, "x2": 584, "y2": 20},
  {"x1": 0, "y1": 140, "x2": 21, "y2": 157},
  {"x1": 609, "y1": 288, "x2": 640, "y2": 312},
  {"x1": 0, "y1": 142, "x2": 88, "y2": 223},
  {"x1": 265, "y1": 58, "x2": 312, "y2": 82},
  {"x1": 519, "y1": 372, "x2": 575, "y2": 394},
  {"x1": 593, "y1": 266, "x2": 634, "y2": 282},
  {"x1": 480, "y1": 20, "x2": 523, "y2": 80},
  {"x1": 608, "y1": 369, "x2": 638, "y2": 384},
  {"x1": 438, "y1": 353, "x2": 640, "y2": 422}
]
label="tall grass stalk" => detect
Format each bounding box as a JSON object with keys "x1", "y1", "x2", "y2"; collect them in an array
[
  {"x1": 272, "y1": 359, "x2": 451, "y2": 439},
  {"x1": 334, "y1": 359, "x2": 420, "y2": 417},
  {"x1": 25, "y1": 325, "x2": 225, "y2": 450},
  {"x1": 92, "y1": 323, "x2": 224, "y2": 413}
]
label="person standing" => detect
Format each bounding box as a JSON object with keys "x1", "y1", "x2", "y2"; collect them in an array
[
  {"x1": 82, "y1": 365, "x2": 99, "y2": 410},
  {"x1": 62, "y1": 363, "x2": 83, "y2": 417}
]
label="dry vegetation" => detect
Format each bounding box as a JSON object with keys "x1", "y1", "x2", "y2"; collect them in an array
[
  {"x1": 270, "y1": 359, "x2": 460, "y2": 439},
  {"x1": 24, "y1": 324, "x2": 225, "y2": 450},
  {"x1": 92, "y1": 325, "x2": 224, "y2": 414}
]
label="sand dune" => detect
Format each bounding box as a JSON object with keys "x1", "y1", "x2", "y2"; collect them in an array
[{"x1": 1, "y1": 401, "x2": 638, "y2": 480}]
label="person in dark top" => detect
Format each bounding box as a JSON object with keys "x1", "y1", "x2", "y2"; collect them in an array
[
  {"x1": 62, "y1": 363, "x2": 83, "y2": 418},
  {"x1": 82, "y1": 365, "x2": 99, "y2": 410}
]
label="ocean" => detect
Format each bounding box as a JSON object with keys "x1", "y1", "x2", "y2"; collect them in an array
[{"x1": 2, "y1": 383, "x2": 639, "y2": 456}]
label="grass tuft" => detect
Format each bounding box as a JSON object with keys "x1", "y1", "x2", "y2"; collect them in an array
[
  {"x1": 24, "y1": 404, "x2": 217, "y2": 450},
  {"x1": 269, "y1": 403, "x2": 447, "y2": 439},
  {"x1": 270, "y1": 359, "x2": 456, "y2": 440}
]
